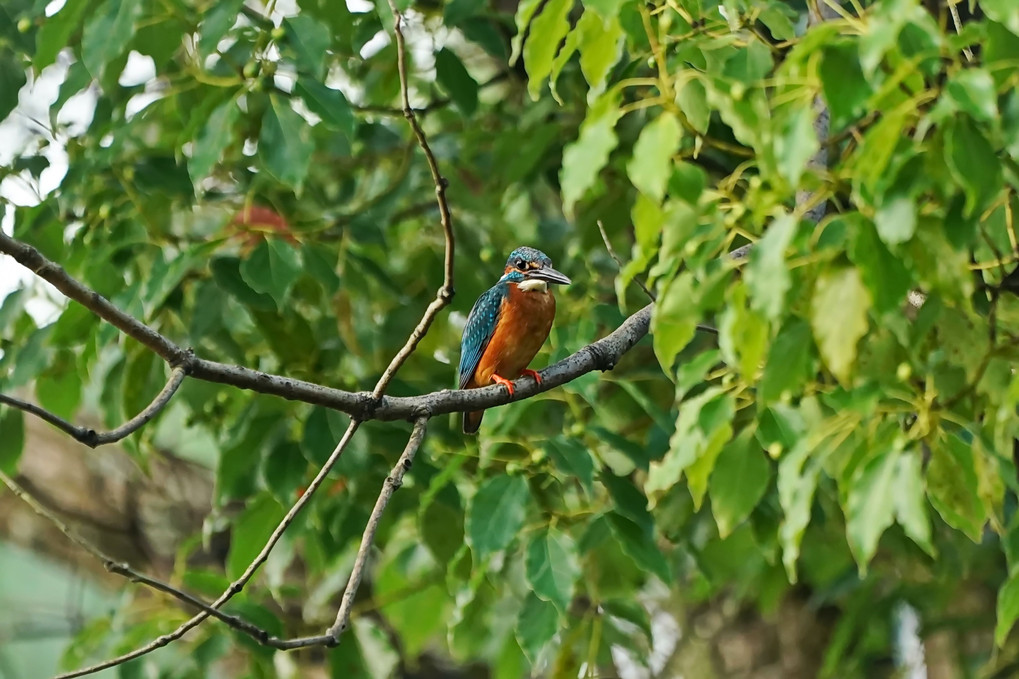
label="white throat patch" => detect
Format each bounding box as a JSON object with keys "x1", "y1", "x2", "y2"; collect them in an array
[{"x1": 517, "y1": 279, "x2": 548, "y2": 293}]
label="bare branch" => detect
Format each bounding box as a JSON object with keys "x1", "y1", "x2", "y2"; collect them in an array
[
  {"x1": 55, "y1": 420, "x2": 361, "y2": 679},
  {"x1": 0, "y1": 232, "x2": 653, "y2": 424},
  {"x1": 0, "y1": 365, "x2": 187, "y2": 448},
  {"x1": 597, "y1": 220, "x2": 718, "y2": 336},
  {"x1": 0, "y1": 233, "x2": 190, "y2": 366},
  {"x1": 0, "y1": 394, "x2": 82, "y2": 441},
  {"x1": 327, "y1": 417, "x2": 426, "y2": 638},
  {"x1": 597, "y1": 220, "x2": 656, "y2": 302},
  {"x1": 260, "y1": 418, "x2": 430, "y2": 650},
  {"x1": 0, "y1": 469, "x2": 270, "y2": 640}
]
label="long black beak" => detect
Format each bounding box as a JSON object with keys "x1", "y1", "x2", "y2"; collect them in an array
[{"x1": 527, "y1": 266, "x2": 571, "y2": 285}]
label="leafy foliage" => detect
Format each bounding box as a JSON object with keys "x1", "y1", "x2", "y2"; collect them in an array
[{"x1": 2, "y1": 0, "x2": 1019, "y2": 676}]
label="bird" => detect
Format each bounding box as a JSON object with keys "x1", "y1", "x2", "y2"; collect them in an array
[{"x1": 458, "y1": 246, "x2": 571, "y2": 434}]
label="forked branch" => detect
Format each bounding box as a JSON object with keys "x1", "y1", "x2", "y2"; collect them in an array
[{"x1": 0, "y1": 365, "x2": 187, "y2": 448}]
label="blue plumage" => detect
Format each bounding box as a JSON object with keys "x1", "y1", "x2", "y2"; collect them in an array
[{"x1": 458, "y1": 271, "x2": 525, "y2": 389}]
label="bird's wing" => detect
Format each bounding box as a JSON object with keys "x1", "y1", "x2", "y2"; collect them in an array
[{"x1": 458, "y1": 284, "x2": 506, "y2": 389}]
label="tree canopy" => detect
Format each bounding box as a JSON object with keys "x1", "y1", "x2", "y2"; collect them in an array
[{"x1": 2, "y1": 0, "x2": 1019, "y2": 677}]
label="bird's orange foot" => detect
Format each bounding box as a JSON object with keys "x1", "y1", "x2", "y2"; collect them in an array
[
  {"x1": 491, "y1": 374, "x2": 516, "y2": 396},
  {"x1": 521, "y1": 369, "x2": 542, "y2": 385}
]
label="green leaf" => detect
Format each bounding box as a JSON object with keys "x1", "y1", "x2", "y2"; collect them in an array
[
  {"x1": 0, "y1": 49, "x2": 26, "y2": 124},
  {"x1": 561, "y1": 89, "x2": 620, "y2": 217},
  {"x1": 0, "y1": 407, "x2": 25, "y2": 474},
  {"x1": 283, "y1": 15, "x2": 331, "y2": 79},
  {"x1": 944, "y1": 115, "x2": 1002, "y2": 217},
  {"x1": 34, "y1": 0, "x2": 92, "y2": 72},
  {"x1": 435, "y1": 48, "x2": 479, "y2": 116},
  {"x1": 606, "y1": 512, "x2": 671, "y2": 582},
  {"x1": 467, "y1": 475, "x2": 530, "y2": 558},
  {"x1": 602, "y1": 598, "x2": 652, "y2": 643},
  {"x1": 227, "y1": 493, "x2": 286, "y2": 579},
  {"x1": 583, "y1": 0, "x2": 628, "y2": 20},
  {"x1": 525, "y1": 527, "x2": 581, "y2": 612},
  {"x1": 210, "y1": 256, "x2": 276, "y2": 310},
  {"x1": 845, "y1": 447, "x2": 899, "y2": 573},
  {"x1": 945, "y1": 69, "x2": 998, "y2": 124},
  {"x1": 189, "y1": 98, "x2": 239, "y2": 182},
  {"x1": 997, "y1": 571, "x2": 1019, "y2": 647},
  {"x1": 260, "y1": 94, "x2": 315, "y2": 191},
  {"x1": 261, "y1": 441, "x2": 307, "y2": 505},
  {"x1": 81, "y1": 0, "x2": 142, "y2": 80},
  {"x1": 718, "y1": 282, "x2": 768, "y2": 379},
  {"x1": 515, "y1": 592, "x2": 558, "y2": 662},
  {"x1": 577, "y1": 11, "x2": 623, "y2": 100},
  {"x1": 549, "y1": 437, "x2": 595, "y2": 494},
  {"x1": 36, "y1": 367, "x2": 83, "y2": 421},
  {"x1": 626, "y1": 111, "x2": 682, "y2": 202},
  {"x1": 651, "y1": 272, "x2": 697, "y2": 376},
  {"x1": 746, "y1": 214, "x2": 797, "y2": 320},
  {"x1": 722, "y1": 39, "x2": 773, "y2": 82},
  {"x1": 708, "y1": 427, "x2": 770, "y2": 538},
  {"x1": 775, "y1": 104, "x2": 819, "y2": 186},
  {"x1": 294, "y1": 79, "x2": 356, "y2": 140},
  {"x1": 983, "y1": 0, "x2": 1019, "y2": 35},
  {"x1": 239, "y1": 238, "x2": 303, "y2": 307},
  {"x1": 121, "y1": 348, "x2": 161, "y2": 422},
  {"x1": 778, "y1": 441, "x2": 822, "y2": 582},
  {"x1": 646, "y1": 387, "x2": 733, "y2": 508},
  {"x1": 599, "y1": 473, "x2": 651, "y2": 538},
  {"x1": 894, "y1": 452, "x2": 934, "y2": 556},
  {"x1": 873, "y1": 199, "x2": 915, "y2": 250},
  {"x1": 444, "y1": 0, "x2": 485, "y2": 25},
  {"x1": 811, "y1": 266, "x2": 871, "y2": 385},
  {"x1": 676, "y1": 76, "x2": 710, "y2": 134},
  {"x1": 848, "y1": 217, "x2": 913, "y2": 314},
  {"x1": 522, "y1": 0, "x2": 573, "y2": 100},
  {"x1": 198, "y1": 0, "x2": 245, "y2": 57},
  {"x1": 510, "y1": 0, "x2": 545, "y2": 63},
  {"x1": 927, "y1": 432, "x2": 984, "y2": 541},
  {"x1": 819, "y1": 44, "x2": 871, "y2": 130},
  {"x1": 759, "y1": 319, "x2": 813, "y2": 404}
]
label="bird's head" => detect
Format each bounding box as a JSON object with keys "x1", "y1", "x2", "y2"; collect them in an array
[{"x1": 500, "y1": 246, "x2": 571, "y2": 291}]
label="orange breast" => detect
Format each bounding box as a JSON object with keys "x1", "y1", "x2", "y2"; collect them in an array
[{"x1": 469, "y1": 285, "x2": 556, "y2": 388}]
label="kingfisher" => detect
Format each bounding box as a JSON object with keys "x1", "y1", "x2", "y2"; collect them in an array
[{"x1": 458, "y1": 246, "x2": 571, "y2": 434}]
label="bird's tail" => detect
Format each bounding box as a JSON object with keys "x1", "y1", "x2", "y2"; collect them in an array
[{"x1": 463, "y1": 410, "x2": 484, "y2": 435}]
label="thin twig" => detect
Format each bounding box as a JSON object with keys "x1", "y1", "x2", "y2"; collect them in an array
[
  {"x1": 597, "y1": 221, "x2": 719, "y2": 336},
  {"x1": 351, "y1": 72, "x2": 509, "y2": 117},
  {"x1": 948, "y1": 0, "x2": 974, "y2": 63},
  {"x1": 0, "y1": 365, "x2": 187, "y2": 448},
  {"x1": 0, "y1": 469, "x2": 271, "y2": 641},
  {"x1": 55, "y1": 421, "x2": 361, "y2": 679},
  {"x1": 264, "y1": 418, "x2": 430, "y2": 650},
  {"x1": 327, "y1": 417, "x2": 426, "y2": 638},
  {"x1": 371, "y1": 3, "x2": 455, "y2": 401},
  {"x1": 597, "y1": 220, "x2": 657, "y2": 302}
]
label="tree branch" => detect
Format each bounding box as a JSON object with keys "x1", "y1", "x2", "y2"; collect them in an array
[
  {"x1": 54, "y1": 5, "x2": 460, "y2": 676},
  {"x1": 327, "y1": 417, "x2": 426, "y2": 639},
  {"x1": 0, "y1": 365, "x2": 187, "y2": 448},
  {"x1": 1, "y1": 230, "x2": 652, "y2": 428},
  {"x1": 0, "y1": 469, "x2": 269, "y2": 640},
  {"x1": 55, "y1": 420, "x2": 361, "y2": 678},
  {"x1": 263, "y1": 418, "x2": 430, "y2": 650}
]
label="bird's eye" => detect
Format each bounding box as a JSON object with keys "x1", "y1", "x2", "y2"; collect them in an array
[{"x1": 515, "y1": 258, "x2": 526, "y2": 269}]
